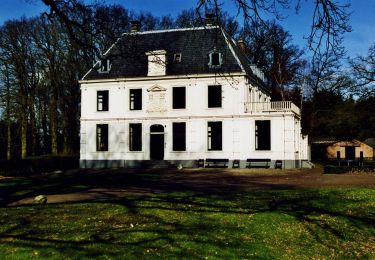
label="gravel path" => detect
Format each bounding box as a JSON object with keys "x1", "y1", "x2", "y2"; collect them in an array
[{"x1": 3, "y1": 167, "x2": 375, "y2": 206}]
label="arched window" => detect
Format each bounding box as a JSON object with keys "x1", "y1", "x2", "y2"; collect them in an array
[{"x1": 150, "y1": 124, "x2": 164, "y2": 133}]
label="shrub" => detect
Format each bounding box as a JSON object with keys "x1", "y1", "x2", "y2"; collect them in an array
[{"x1": 324, "y1": 165, "x2": 375, "y2": 174}]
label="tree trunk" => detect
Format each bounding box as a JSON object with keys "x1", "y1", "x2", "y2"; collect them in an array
[
  {"x1": 20, "y1": 83, "x2": 28, "y2": 159},
  {"x1": 50, "y1": 86, "x2": 58, "y2": 155},
  {"x1": 21, "y1": 115, "x2": 27, "y2": 159},
  {"x1": 7, "y1": 121, "x2": 11, "y2": 161},
  {"x1": 5, "y1": 68, "x2": 11, "y2": 160},
  {"x1": 29, "y1": 94, "x2": 37, "y2": 156},
  {"x1": 40, "y1": 92, "x2": 49, "y2": 153}
]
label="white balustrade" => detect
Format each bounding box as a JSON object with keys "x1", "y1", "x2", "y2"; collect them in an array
[{"x1": 244, "y1": 101, "x2": 300, "y2": 115}]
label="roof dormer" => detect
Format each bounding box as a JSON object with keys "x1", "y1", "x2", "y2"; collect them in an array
[
  {"x1": 94, "y1": 58, "x2": 112, "y2": 74},
  {"x1": 208, "y1": 48, "x2": 222, "y2": 69},
  {"x1": 146, "y1": 50, "x2": 167, "y2": 76},
  {"x1": 99, "y1": 59, "x2": 112, "y2": 73}
]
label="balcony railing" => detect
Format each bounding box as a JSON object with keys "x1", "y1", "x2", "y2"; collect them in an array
[{"x1": 244, "y1": 101, "x2": 300, "y2": 115}]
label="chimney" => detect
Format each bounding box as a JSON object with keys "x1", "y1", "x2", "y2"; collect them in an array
[
  {"x1": 130, "y1": 21, "x2": 140, "y2": 32},
  {"x1": 205, "y1": 13, "x2": 215, "y2": 26},
  {"x1": 237, "y1": 39, "x2": 246, "y2": 53}
]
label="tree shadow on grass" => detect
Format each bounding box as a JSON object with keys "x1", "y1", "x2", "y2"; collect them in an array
[
  {"x1": 0, "y1": 169, "x2": 374, "y2": 258},
  {"x1": 0, "y1": 168, "x2": 300, "y2": 207}
]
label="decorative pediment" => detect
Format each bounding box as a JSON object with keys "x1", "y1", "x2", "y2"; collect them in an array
[
  {"x1": 147, "y1": 85, "x2": 166, "y2": 92},
  {"x1": 147, "y1": 85, "x2": 167, "y2": 113}
]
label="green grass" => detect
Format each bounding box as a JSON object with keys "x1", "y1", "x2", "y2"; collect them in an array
[{"x1": 0, "y1": 178, "x2": 374, "y2": 259}]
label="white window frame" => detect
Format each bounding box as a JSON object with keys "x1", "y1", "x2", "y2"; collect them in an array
[{"x1": 208, "y1": 49, "x2": 222, "y2": 68}]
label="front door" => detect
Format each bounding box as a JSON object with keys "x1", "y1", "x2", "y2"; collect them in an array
[
  {"x1": 345, "y1": 146, "x2": 355, "y2": 160},
  {"x1": 150, "y1": 125, "x2": 164, "y2": 160}
]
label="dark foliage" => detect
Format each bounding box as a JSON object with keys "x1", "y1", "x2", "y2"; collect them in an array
[{"x1": 0, "y1": 155, "x2": 79, "y2": 176}]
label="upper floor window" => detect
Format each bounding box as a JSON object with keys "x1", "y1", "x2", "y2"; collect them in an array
[
  {"x1": 96, "y1": 124, "x2": 108, "y2": 151},
  {"x1": 130, "y1": 89, "x2": 142, "y2": 110},
  {"x1": 208, "y1": 49, "x2": 222, "y2": 68},
  {"x1": 97, "y1": 90, "x2": 108, "y2": 111},
  {"x1": 255, "y1": 120, "x2": 271, "y2": 150},
  {"x1": 172, "y1": 87, "x2": 186, "y2": 109},
  {"x1": 208, "y1": 85, "x2": 222, "y2": 108}
]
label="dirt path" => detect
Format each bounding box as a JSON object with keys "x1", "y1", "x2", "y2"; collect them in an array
[{"x1": 4, "y1": 167, "x2": 375, "y2": 206}]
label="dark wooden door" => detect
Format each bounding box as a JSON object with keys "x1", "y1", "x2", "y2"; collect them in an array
[
  {"x1": 150, "y1": 134, "x2": 164, "y2": 160},
  {"x1": 345, "y1": 146, "x2": 355, "y2": 160},
  {"x1": 150, "y1": 124, "x2": 164, "y2": 160}
]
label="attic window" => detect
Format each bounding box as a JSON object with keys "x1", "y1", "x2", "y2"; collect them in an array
[
  {"x1": 173, "y1": 53, "x2": 182, "y2": 63},
  {"x1": 208, "y1": 49, "x2": 222, "y2": 68},
  {"x1": 98, "y1": 59, "x2": 112, "y2": 73}
]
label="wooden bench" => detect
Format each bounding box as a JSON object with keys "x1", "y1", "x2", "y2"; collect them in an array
[
  {"x1": 205, "y1": 159, "x2": 229, "y2": 168},
  {"x1": 246, "y1": 158, "x2": 271, "y2": 168}
]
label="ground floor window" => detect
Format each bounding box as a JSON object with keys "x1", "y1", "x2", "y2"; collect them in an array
[
  {"x1": 208, "y1": 121, "x2": 222, "y2": 150},
  {"x1": 255, "y1": 120, "x2": 271, "y2": 150},
  {"x1": 96, "y1": 124, "x2": 108, "y2": 151},
  {"x1": 173, "y1": 122, "x2": 186, "y2": 151},
  {"x1": 129, "y1": 123, "x2": 142, "y2": 151}
]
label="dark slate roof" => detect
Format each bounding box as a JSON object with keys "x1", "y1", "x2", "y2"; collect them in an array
[
  {"x1": 82, "y1": 26, "x2": 267, "y2": 89},
  {"x1": 364, "y1": 138, "x2": 375, "y2": 148},
  {"x1": 310, "y1": 138, "x2": 338, "y2": 145}
]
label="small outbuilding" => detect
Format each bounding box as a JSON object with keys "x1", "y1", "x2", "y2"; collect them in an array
[
  {"x1": 364, "y1": 138, "x2": 375, "y2": 158},
  {"x1": 311, "y1": 138, "x2": 374, "y2": 162}
]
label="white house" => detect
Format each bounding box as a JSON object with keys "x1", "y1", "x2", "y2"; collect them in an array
[{"x1": 79, "y1": 21, "x2": 310, "y2": 169}]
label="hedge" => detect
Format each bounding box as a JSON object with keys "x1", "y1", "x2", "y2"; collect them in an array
[{"x1": 0, "y1": 155, "x2": 79, "y2": 176}]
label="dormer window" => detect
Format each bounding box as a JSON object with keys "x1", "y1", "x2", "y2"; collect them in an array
[
  {"x1": 98, "y1": 59, "x2": 112, "y2": 73},
  {"x1": 208, "y1": 49, "x2": 222, "y2": 68},
  {"x1": 173, "y1": 53, "x2": 182, "y2": 63},
  {"x1": 146, "y1": 50, "x2": 167, "y2": 76}
]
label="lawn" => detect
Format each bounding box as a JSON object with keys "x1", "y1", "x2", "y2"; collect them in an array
[{"x1": 0, "y1": 171, "x2": 374, "y2": 259}]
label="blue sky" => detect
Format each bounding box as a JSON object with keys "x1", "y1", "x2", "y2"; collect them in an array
[{"x1": 0, "y1": 0, "x2": 374, "y2": 58}]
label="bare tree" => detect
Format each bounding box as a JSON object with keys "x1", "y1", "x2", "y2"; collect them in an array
[
  {"x1": 350, "y1": 43, "x2": 375, "y2": 96},
  {"x1": 41, "y1": 0, "x2": 99, "y2": 65},
  {"x1": 241, "y1": 20, "x2": 305, "y2": 100},
  {"x1": 0, "y1": 19, "x2": 36, "y2": 159},
  {"x1": 159, "y1": 15, "x2": 175, "y2": 29},
  {"x1": 0, "y1": 64, "x2": 13, "y2": 160},
  {"x1": 175, "y1": 9, "x2": 204, "y2": 28},
  {"x1": 196, "y1": 0, "x2": 351, "y2": 56}
]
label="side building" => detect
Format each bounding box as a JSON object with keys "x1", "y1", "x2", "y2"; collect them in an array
[{"x1": 79, "y1": 23, "x2": 310, "y2": 168}]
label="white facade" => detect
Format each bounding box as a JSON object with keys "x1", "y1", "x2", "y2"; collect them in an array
[{"x1": 80, "y1": 73, "x2": 310, "y2": 168}]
